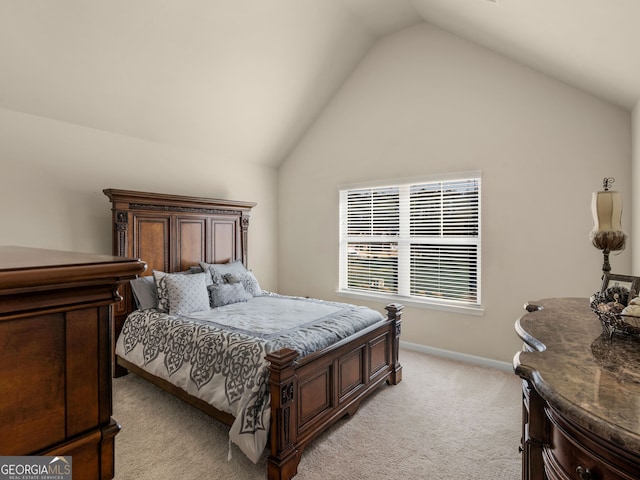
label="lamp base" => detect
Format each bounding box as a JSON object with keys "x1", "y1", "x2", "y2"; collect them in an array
[
  {"x1": 590, "y1": 231, "x2": 625, "y2": 275},
  {"x1": 591, "y1": 230, "x2": 626, "y2": 251},
  {"x1": 602, "y1": 248, "x2": 611, "y2": 274}
]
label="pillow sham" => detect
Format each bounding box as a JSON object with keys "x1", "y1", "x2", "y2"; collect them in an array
[
  {"x1": 153, "y1": 269, "x2": 206, "y2": 312},
  {"x1": 208, "y1": 282, "x2": 252, "y2": 308},
  {"x1": 165, "y1": 272, "x2": 210, "y2": 315},
  {"x1": 153, "y1": 270, "x2": 171, "y2": 312},
  {"x1": 130, "y1": 276, "x2": 158, "y2": 310}
]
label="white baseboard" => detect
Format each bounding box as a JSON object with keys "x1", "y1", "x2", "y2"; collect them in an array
[{"x1": 400, "y1": 340, "x2": 513, "y2": 373}]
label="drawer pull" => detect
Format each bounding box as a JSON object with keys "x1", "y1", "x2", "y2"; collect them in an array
[{"x1": 575, "y1": 466, "x2": 596, "y2": 480}]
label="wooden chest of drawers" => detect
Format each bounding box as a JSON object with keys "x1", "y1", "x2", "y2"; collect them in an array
[
  {"x1": 514, "y1": 298, "x2": 640, "y2": 480},
  {"x1": 0, "y1": 246, "x2": 145, "y2": 479}
]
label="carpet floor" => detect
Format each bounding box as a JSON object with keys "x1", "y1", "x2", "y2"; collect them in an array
[{"x1": 113, "y1": 348, "x2": 522, "y2": 479}]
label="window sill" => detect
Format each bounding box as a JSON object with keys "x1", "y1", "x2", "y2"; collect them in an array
[{"x1": 336, "y1": 290, "x2": 485, "y2": 317}]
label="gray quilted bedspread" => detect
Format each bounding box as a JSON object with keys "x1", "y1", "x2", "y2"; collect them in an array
[{"x1": 115, "y1": 294, "x2": 385, "y2": 463}]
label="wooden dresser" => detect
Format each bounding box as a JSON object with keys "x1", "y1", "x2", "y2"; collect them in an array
[
  {"x1": 0, "y1": 246, "x2": 146, "y2": 479},
  {"x1": 514, "y1": 297, "x2": 640, "y2": 480}
]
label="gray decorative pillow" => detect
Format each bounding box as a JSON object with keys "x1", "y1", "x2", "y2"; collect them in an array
[
  {"x1": 223, "y1": 273, "x2": 242, "y2": 284},
  {"x1": 165, "y1": 272, "x2": 210, "y2": 315},
  {"x1": 237, "y1": 271, "x2": 263, "y2": 297},
  {"x1": 200, "y1": 260, "x2": 247, "y2": 286},
  {"x1": 208, "y1": 282, "x2": 252, "y2": 307},
  {"x1": 214, "y1": 260, "x2": 247, "y2": 276},
  {"x1": 199, "y1": 261, "x2": 222, "y2": 285},
  {"x1": 130, "y1": 276, "x2": 158, "y2": 310}
]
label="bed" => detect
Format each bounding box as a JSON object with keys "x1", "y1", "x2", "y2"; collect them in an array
[{"x1": 104, "y1": 188, "x2": 403, "y2": 480}]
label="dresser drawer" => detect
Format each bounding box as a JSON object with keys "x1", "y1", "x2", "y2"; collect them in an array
[
  {"x1": 42, "y1": 419, "x2": 120, "y2": 480},
  {"x1": 544, "y1": 440, "x2": 620, "y2": 480},
  {"x1": 545, "y1": 409, "x2": 637, "y2": 480}
]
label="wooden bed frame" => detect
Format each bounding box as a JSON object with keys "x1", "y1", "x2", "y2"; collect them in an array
[{"x1": 104, "y1": 188, "x2": 403, "y2": 480}]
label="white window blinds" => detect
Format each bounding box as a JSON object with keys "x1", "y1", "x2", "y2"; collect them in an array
[{"x1": 339, "y1": 176, "x2": 481, "y2": 307}]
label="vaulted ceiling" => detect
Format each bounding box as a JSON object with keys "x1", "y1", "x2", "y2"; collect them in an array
[{"x1": 1, "y1": 0, "x2": 638, "y2": 168}]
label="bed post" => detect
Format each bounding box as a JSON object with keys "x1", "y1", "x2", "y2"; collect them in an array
[
  {"x1": 266, "y1": 348, "x2": 299, "y2": 480},
  {"x1": 385, "y1": 303, "x2": 403, "y2": 385},
  {"x1": 240, "y1": 215, "x2": 250, "y2": 268}
]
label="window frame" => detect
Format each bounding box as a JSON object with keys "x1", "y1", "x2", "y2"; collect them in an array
[{"x1": 338, "y1": 172, "x2": 483, "y2": 316}]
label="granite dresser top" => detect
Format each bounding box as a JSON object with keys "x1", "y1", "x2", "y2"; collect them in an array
[{"x1": 514, "y1": 297, "x2": 640, "y2": 454}]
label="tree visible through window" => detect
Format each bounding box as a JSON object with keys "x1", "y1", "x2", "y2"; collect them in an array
[{"x1": 339, "y1": 176, "x2": 481, "y2": 306}]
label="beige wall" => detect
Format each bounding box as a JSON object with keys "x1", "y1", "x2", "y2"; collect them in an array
[
  {"x1": 278, "y1": 23, "x2": 632, "y2": 363},
  {"x1": 0, "y1": 107, "x2": 279, "y2": 291},
  {"x1": 633, "y1": 101, "x2": 640, "y2": 275}
]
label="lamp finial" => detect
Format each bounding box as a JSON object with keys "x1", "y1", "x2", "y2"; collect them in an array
[{"x1": 603, "y1": 177, "x2": 615, "y2": 191}]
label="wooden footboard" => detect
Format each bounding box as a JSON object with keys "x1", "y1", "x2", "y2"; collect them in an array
[{"x1": 266, "y1": 304, "x2": 403, "y2": 480}]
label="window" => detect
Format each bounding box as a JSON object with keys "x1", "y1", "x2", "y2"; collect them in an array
[{"x1": 339, "y1": 174, "x2": 481, "y2": 309}]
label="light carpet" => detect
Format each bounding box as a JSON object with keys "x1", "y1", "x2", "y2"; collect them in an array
[{"x1": 113, "y1": 349, "x2": 522, "y2": 479}]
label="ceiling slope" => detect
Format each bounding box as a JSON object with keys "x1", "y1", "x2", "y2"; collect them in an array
[
  {"x1": 0, "y1": 0, "x2": 637, "y2": 168},
  {"x1": 410, "y1": 0, "x2": 640, "y2": 110},
  {"x1": 0, "y1": 0, "x2": 393, "y2": 167}
]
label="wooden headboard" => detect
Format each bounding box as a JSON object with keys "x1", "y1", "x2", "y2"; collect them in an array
[{"x1": 103, "y1": 188, "x2": 256, "y2": 340}]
